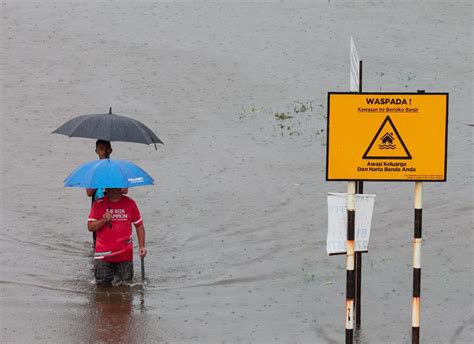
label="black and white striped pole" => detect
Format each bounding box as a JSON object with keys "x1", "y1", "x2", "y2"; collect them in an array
[
  {"x1": 412, "y1": 181, "x2": 422, "y2": 343},
  {"x1": 355, "y1": 180, "x2": 363, "y2": 329},
  {"x1": 346, "y1": 181, "x2": 356, "y2": 343}
]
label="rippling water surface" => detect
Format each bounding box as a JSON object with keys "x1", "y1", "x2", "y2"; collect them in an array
[{"x1": 1, "y1": 1, "x2": 472, "y2": 343}]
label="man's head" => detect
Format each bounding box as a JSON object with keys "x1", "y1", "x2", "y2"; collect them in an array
[
  {"x1": 95, "y1": 140, "x2": 112, "y2": 159},
  {"x1": 107, "y1": 188, "x2": 123, "y2": 200}
]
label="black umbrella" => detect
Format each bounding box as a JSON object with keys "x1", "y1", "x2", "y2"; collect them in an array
[{"x1": 52, "y1": 107, "x2": 163, "y2": 148}]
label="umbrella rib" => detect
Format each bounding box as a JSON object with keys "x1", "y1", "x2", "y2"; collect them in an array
[
  {"x1": 136, "y1": 120, "x2": 163, "y2": 144},
  {"x1": 116, "y1": 160, "x2": 130, "y2": 187},
  {"x1": 53, "y1": 115, "x2": 90, "y2": 136},
  {"x1": 128, "y1": 119, "x2": 154, "y2": 144}
]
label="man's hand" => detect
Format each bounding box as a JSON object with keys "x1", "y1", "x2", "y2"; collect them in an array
[
  {"x1": 139, "y1": 247, "x2": 147, "y2": 257},
  {"x1": 102, "y1": 210, "x2": 113, "y2": 223}
]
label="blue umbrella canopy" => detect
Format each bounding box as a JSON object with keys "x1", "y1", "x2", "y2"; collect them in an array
[{"x1": 64, "y1": 158, "x2": 154, "y2": 189}]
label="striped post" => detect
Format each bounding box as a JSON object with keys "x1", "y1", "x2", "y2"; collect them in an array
[
  {"x1": 354, "y1": 60, "x2": 363, "y2": 330},
  {"x1": 355, "y1": 180, "x2": 363, "y2": 328},
  {"x1": 346, "y1": 182, "x2": 356, "y2": 343},
  {"x1": 412, "y1": 182, "x2": 422, "y2": 343}
]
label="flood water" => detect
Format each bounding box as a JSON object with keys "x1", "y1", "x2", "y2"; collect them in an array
[{"x1": 1, "y1": 1, "x2": 472, "y2": 343}]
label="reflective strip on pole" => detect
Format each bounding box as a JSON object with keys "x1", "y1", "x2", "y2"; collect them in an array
[{"x1": 413, "y1": 239, "x2": 421, "y2": 269}]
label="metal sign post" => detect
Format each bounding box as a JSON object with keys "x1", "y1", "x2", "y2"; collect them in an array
[
  {"x1": 345, "y1": 182, "x2": 356, "y2": 343},
  {"x1": 412, "y1": 182, "x2": 422, "y2": 343},
  {"x1": 354, "y1": 182, "x2": 363, "y2": 329},
  {"x1": 350, "y1": 38, "x2": 364, "y2": 333},
  {"x1": 355, "y1": 59, "x2": 363, "y2": 330},
  {"x1": 412, "y1": 89, "x2": 425, "y2": 344}
]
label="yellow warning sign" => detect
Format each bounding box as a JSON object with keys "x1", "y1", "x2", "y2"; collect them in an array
[{"x1": 326, "y1": 93, "x2": 448, "y2": 181}]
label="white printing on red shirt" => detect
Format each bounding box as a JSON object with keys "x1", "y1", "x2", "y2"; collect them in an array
[{"x1": 88, "y1": 195, "x2": 143, "y2": 262}]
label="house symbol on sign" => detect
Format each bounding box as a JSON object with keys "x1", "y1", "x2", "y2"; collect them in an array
[
  {"x1": 381, "y1": 133, "x2": 393, "y2": 144},
  {"x1": 380, "y1": 132, "x2": 395, "y2": 149}
]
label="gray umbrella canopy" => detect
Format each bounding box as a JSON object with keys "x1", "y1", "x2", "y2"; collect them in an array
[{"x1": 52, "y1": 108, "x2": 163, "y2": 146}]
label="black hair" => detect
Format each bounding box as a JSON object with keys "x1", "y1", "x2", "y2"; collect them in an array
[{"x1": 95, "y1": 140, "x2": 112, "y2": 150}]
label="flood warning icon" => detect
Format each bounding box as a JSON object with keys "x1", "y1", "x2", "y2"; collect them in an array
[
  {"x1": 379, "y1": 132, "x2": 396, "y2": 149},
  {"x1": 363, "y1": 116, "x2": 412, "y2": 159}
]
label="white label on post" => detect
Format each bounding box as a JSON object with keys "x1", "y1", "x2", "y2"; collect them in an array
[
  {"x1": 326, "y1": 192, "x2": 376, "y2": 255},
  {"x1": 350, "y1": 36, "x2": 360, "y2": 92}
]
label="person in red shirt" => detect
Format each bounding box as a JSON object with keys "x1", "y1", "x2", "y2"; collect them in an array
[{"x1": 88, "y1": 188, "x2": 147, "y2": 285}]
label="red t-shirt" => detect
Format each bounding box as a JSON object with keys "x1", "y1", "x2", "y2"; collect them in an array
[{"x1": 88, "y1": 195, "x2": 143, "y2": 262}]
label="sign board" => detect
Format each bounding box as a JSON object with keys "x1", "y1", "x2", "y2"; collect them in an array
[
  {"x1": 326, "y1": 93, "x2": 448, "y2": 181},
  {"x1": 327, "y1": 193, "x2": 376, "y2": 255},
  {"x1": 350, "y1": 37, "x2": 360, "y2": 92}
]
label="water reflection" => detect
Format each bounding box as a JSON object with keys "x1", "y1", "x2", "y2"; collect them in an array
[{"x1": 81, "y1": 283, "x2": 148, "y2": 343}]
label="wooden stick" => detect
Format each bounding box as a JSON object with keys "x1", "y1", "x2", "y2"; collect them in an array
[{"x1": 141, "y1": 256, "x2": 145, "y2": 282}]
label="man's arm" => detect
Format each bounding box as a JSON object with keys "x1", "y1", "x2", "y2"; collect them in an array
[
  {"x1": 88, "y1": 211, "x2": 112, "y2": 232},
  {"x1": 135, "y1": 224, "x2": 147, "y2": 257}
]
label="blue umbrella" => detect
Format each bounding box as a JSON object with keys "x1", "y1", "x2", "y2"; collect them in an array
[
  {"x1": 64, "y1": 158, "x2": 154, "y2": 188},
  {"x1": 65, "y1": 158, "x2": 153, "y2": 279}
]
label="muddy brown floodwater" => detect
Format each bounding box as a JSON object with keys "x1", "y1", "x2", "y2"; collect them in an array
[{"x1": 1, "y1": 1, "x2": 472, "y2": 343}]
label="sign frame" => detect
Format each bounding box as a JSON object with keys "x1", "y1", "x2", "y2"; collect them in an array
[{"x1": 325, "y1": 92, "x2": 449, "y2": 182}]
